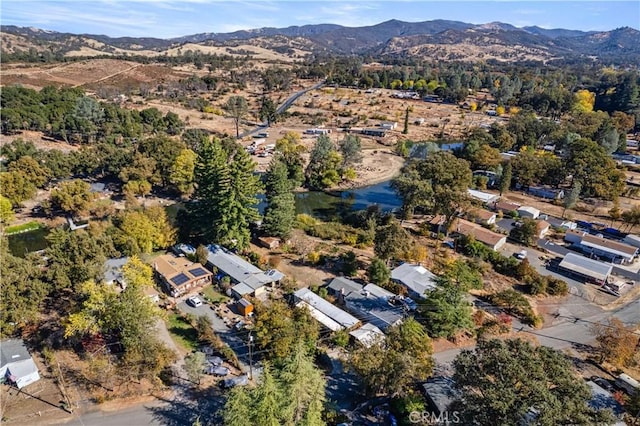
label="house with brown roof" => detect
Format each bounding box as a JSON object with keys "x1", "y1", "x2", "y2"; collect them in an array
[
  {"x1": 153, "y1": 253, "x2": 212, "y2": 297},
  {"x1": 466, "y1": 208, "x2": 497, "y2": 226},
  {"x1": 536, "y1": 220, "x2": 551, "y2": 239},
  {"x1": 452, "y1": 219, "x2": 507, "y2": 251},
  {"x1": 564, "y1": 231, "x2": 638, "y2": 264},
  {"x1": 428, "y1": 215, "x2": 448, "y2": 234},
  {"x1": 493, "y1": 200, "x2": 520, "y2": 214}
]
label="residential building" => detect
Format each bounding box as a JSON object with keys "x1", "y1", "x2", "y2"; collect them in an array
[
  {"x1": 293, "y1": 288, "x2": 359, "y2": 331},
  {"x1": 204, "y1": 245, "x2": 284, "y2": 299},
  {"x1": 467, "y1": 189, "x2": 500, "y2": 204},
  {"x1": 536, "y1": 220, "x2": 551, "y2": 239},
  {"x1": 467, "y1": 208, "x2": 497, "y2": 225},
  {"x1": 343, "y1": 283, "x2": 404, "y2": 331},
  {"x1": 380, "y1": 121, "x2": 398, "y2": 130},
  {"x1": 452, "y1": 219, "x2": 507, "y2": 250},
  {"x1": 143, "y1": 286, "x2": 161, "y2": 303},
  {"x1": 154, "y1": 253, "x2": 212, "y2": 297},
  {"x1": 623, "y1": 234, "x2": 640, "y2": 249},
  {"x1": 361, "y1": 128, "x2": 387, "y2": 137},
  {"x1": 326, "y1": 278, "x2": 405, "y2": 331},
  {"x1": 493, "y1": 200, "x2": 520, "y2": 215},
  {"x1": 557, "y1": 253, "x2": 612, "y2": 285},
  {"x1": 517, "y1": 206, "x2": 540, "y2": 219},
  {"x1": 349, "y1": 323, "x2": 385, "y2": 347},
  {"x1": 103, "y1": 257, "x2": 128, "y2": 287},
  {"x1": 528, "y1": 186, "x2": 565, "y2": 200},
  {"x1": 422, "y1": 377, "x2": 459, "y2": 417},
  {"x1": 391, "y1": 263, "x2": 438, "y2": 299},
  {"x1": 428, "y1": 214, "x2": 448, "y2": 234},
  {"x1": 0, "y1": 339, "x2": 40, "y2": 389},
  {"x1": 564, "y1": 232, "x2": 638, "y2": 264},
  {"x1": 327, "y1": 276, "x2": 363, "y2": 300},
  {"x1": 586, "y1": 381, "x2": 626, "y2": 424}
]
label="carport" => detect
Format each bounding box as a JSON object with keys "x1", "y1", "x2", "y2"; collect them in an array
[{"x1": 558, "y1": 253, "x2": 612, "y2": 285}]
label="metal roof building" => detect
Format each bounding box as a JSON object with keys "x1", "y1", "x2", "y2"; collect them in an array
[
  {"x1": 203, "y1": 245, "x2": 284, "y2": 298},
  {"x1": 0, "y1": 339, "x2": 40, "y2": 389},
  {"x1": 344, "y1": 284, "x2": 404, "y2": 331},
  {"x1": 294, "y1": 288, "x2": 359, "y2": 331},
  {"x1": 558, "y1": 253, "x2": 612, "y2": 284},
  {"x1": 391, "y1": 263, "x2": 438, "y2": 299},
  {"x1": 349, "y1": 323, "x2": 385, "y2": 348}
]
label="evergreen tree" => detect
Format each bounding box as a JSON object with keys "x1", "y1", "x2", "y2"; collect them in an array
[
  {"x1": 253, "y1": 364, "x2": 283, "y2": 426},
  {"x1": 223, "y1": 386, "x2": 252, "y2": 426},
  {"x1": 499, "y1": 162, "x2": 512, "y2": 196},
  {"x1": 191, "y1": 140, "x2": 262, "y2": 248},
  {"x1": 263, "y1": 155, "x2": 296, "y2": 238},
  {"x1": 367, "y1": 257, "x2": 391, "y2": 285},
  {"x1": 280, "y1": 343, "x2": 326, "y2": 425},
  {"x1": 420, "y1": 278, "x2": 474, "y2": 339}
]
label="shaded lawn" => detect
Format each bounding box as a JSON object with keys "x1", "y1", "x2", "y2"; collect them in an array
[
  {"x1": 201, "y1": 285, "x2": 229, "y2": 304},
  {"x1": 167, "y1": 313, "x2": 199, "y2": 352}
]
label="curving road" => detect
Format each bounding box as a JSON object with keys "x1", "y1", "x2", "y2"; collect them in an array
[{"x1": 238, "y1": 80, "x2": 325, "y2": 139}]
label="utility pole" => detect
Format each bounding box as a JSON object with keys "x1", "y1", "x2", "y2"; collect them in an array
[{"x1": 248, "y1": 332, "x2": 254, "y2": 381}]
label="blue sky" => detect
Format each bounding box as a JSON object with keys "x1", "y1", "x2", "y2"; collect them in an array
[{"x1": 2, "y1": 1, "x2": 638, "y2": 39}]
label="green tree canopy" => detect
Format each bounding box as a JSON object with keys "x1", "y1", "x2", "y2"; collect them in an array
[
  {"x1": 189, "y1": 139, "x2": 262, "y2": 249},
  {"x1": 392, "y1": 151, "x2": 472, "y2": 222},
  {"x1": 49, "y1": 179, "x2": 96, "y2": 216},
  {"x1": 453, "y1": 338, "x2": 615, "y2": 425},
  {"x1": 419, "y1": 278, "x2": 474, "y2": 339},
  {"x1": 349, "y1": 317, "x2": 433, "y2": 397}
]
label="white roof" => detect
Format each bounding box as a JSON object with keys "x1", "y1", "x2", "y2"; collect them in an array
[
  {"x1": 294, "y1": 288, "x2": 359, "y2": 330},
  {"x1": 467, "y1": 189, "x2": 499, "y2": 203},
  {"x1": 349, "y1": 323, "x2": 385, "y2": 347},
  {"x1": 391, "y1": 263, "x2": 438, "y2": 297},
  {"x1": 558, "y1": 253, "x2": 612, "y2": 282},
  {"x1": 296, "y1": 301, "x2": 343, "y2": 331},
  {"x1": 517, "y1": 206, "x2": 540, "y2": 215},
  {"x1": 206, "y1": 245, "x2": 283, "y2": 289}
]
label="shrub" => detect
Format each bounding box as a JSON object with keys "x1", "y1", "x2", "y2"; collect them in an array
[
  {"x1": 332, "y1": 330, "x2": 350, "y2": 348},
  {"x1": 547, "y1": 277, "x2": 569, "y2": 296},
  {"x1": 307, "y1": 251, "x2": 321, "y2": 264}
]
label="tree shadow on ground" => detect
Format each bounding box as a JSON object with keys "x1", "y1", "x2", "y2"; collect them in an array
[{"x1": 148, "y1": 383, "x2": 225, "y2": 426}]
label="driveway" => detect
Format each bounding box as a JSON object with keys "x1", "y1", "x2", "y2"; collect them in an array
[{"x1": 176, "y1": 301, "x2": 251, "y2": 372}]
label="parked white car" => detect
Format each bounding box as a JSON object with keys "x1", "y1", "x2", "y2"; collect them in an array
[{"x1": 187, "y1": 296, "x2": 203, "y2": 307}]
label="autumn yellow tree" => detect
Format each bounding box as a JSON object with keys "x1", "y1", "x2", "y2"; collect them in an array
[
  {"x1": 590, "y1": 318, "x2": 639, "y2": 367},
  {"x1": 496, "y1": 105, "x2": 506, "y2": 116},
  {"x1": 573, "y1": 89, "x2": 596, "y2": 113}
]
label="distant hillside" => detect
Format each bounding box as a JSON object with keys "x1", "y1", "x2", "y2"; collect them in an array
[{"x1": 2, "y1": 20, "x2": 639, "y2": 64}]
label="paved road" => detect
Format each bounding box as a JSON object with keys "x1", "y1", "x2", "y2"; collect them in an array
[
  {"x1": 238, "y1": 80, "x2": 325, "y2": 139},
  {"x1": 64, "y1": 402, "x2": 166, "y2": 426}
]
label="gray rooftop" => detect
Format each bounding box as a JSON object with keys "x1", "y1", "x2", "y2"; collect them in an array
[
  {"x1": 294, "y1": 288, "x2": 359, "y2": 330},
  {"x1": 391, "y1": 263, "x2": 438, "y2": 298},
  {"x1": 422, "y1": 377, "x2": 459, "y2": 416},
  {"x1": 558, "y1": 253, "x2": 613, "y2": 282},
  {"x1": 103, "y1": 257, "x2": 129, "y2": 285},
  {"x1": 349, "y1": 323, "x2": 385, "y2": 347},
  {"x1": 327, "y1": 277, "x2": 363, "y2": 296},
  {"x1": 344, "y1": 284, "x2": 404, "y2": 331},
  {"x1": 206, "y1": 245, "x2": 283, "y2": 289},
  {"x1": 1, "y1": 339, "x2": 33, "y2": 369}
]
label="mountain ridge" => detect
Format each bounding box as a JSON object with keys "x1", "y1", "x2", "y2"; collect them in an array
[{"x1": 2, "y1": 19, "x2": 639, "y2": 64}]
